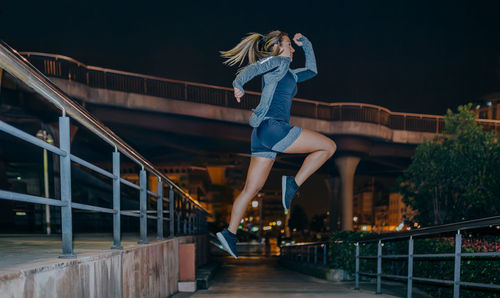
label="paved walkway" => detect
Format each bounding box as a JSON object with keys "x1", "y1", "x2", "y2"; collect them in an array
[{"x1": 175, "y1": 257, "x2": 398, "y2": 298}]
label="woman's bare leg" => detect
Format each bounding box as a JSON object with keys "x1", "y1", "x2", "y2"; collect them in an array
[
  {"x1": 283, "y1": 128, "x2": 337, "y2": 186},
  {"x1": 228, "y1": 156, "x2": 275, "y2": 234}
]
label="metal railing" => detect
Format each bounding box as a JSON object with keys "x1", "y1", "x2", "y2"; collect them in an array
[
  {"x1": 355, "y1": 216, "x2": 500, "y2": 298},
  {"x1": 280, "y1": 242, "x2": 329, "y2": 266},
  {"x1": 20, "y1": 52, "x2": 500, "y2": 135},
  {"x1": 0, "y1": 41, "x2": 209, "y2": 257}
]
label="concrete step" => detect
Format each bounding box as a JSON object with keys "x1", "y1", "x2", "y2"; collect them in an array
[{"x1": 196, "y1": 261, "x2": 220, "y2": 289}]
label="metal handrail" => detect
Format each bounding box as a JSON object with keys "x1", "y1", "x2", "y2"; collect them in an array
[
  {"x1": 358, "y1": 215, "x2": 500, "y2": 243},
  {"x1": 279, "y1": 216, "x2": 500, "y2": 297},
  {"x1": 354, "y1": 216, "x2": 500, "y2": 297},
  {"x1": 0, "y1": 40, "x2": 210, "y2": 258},
  {"x1": 2, "y1": 43, "x2": 207, "y2": 213},
  {"x1": 280, "y1": 242, "x2": 329, "y2": 266},
  {"x1": 282, "y1": 241, "x2": 327, "y2": 247}
]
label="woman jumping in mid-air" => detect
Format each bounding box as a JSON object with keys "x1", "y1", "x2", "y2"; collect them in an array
[{"x1": 216, "y1": 30, "x2": 337, "y2": 258}]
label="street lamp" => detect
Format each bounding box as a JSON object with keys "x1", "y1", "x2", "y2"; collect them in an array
[
  {"x1": 36, "y1": 129, "x2": 53, "y2": 235},
  {"x1": 353, "y1": 216, "x2": 359, "y2": 230}
]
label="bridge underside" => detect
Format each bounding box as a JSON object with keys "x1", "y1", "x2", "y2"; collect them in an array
[{"x1": 84, "y1": 103, "x2": 416, "y2": 176}]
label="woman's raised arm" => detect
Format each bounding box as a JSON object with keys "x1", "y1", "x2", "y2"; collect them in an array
[
  {"x1": 232, "y1": 55, "x2": 291, "y2": 101},
  {"x1": 291, "y1": 34, "x2": 317, "y2": 83}
]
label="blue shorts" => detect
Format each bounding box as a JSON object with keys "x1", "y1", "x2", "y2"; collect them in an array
[{"x1": 251, "y1": 118, "x2": 302, "y2": 160}]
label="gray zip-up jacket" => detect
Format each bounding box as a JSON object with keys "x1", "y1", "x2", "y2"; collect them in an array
[{"x1": 232, "y1": 35, "x2": 317, "y2": 127}]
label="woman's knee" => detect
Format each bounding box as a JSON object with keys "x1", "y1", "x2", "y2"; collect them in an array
[
  {"x1": 241, "y1": 185, "x2": 261, "y2": 198},
  {"x1": 325, "y1": 139, "x2": 337, "y2": 157}
]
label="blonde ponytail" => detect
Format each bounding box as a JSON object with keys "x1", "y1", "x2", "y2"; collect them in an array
[
  {"x1": 220, "y1": 30, "x2": 288, "y2": 68},
  {"x1": 220, "y1": 33, "x2": 265, "y2": 67}
]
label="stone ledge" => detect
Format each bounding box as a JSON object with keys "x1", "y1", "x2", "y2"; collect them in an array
[{"x1": 196, "y1": 261, "x2": 220, "y2": 289}]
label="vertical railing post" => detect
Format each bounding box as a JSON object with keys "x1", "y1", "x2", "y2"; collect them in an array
[
  {"x1": 157, "y1": 179, "x2": 163, "y2": 240},
  {"x1": 192, "y1": 209, "x2": 196, "y2": 234},
  {"x1": 138, "y1": 169, "x2": 148, "y2": 244},
  {"x1": 192, "y1": 210, "x2": 195, "y2": 234},
  {"x1": 314, "y1": 246, "x2": 318, "y2": 264},
  {"x1": 355, "y1": 242, "x2": 360, "y2": 290},
  {"x1": 196, "y1": 209, "x2": 200, "y2": 234},
  {"x1": 183, "y1": 199, "x2": 187, "y2": 234},
  {"x1": 111, "y1": 151, "x2": 122, "y2": 249},
  {"x1": 307, "y1": 246, "x2": 310, "y2": 263},
  {"x1": 191, "y1": 207, "x2": 195, "y2": 234},
  {"x1": 177, "y1": 198, "x2": 181, "y2": 234},
  {"x1": 198, "y1": 211, "x2": 202, "y2": 234},
  {"x1": 197, "y1": 209, "x2": 200, "y2": 234},
  {"x1": 407, "y1": 236, "x2": 414, "y2": 298},
  {"x1": 453, "y1": 230, "x2": 462, "y2": 298},
  {"x1": 59, "y1": 116, "x2": 75, "y2": 258},
  {"x1": 188, "y1": 201, "x2": 193, "y2": 234},
  {"x1": 169, "y1": 186, "x2": 174, "y2": 237},
  {"x1": 199, "y1": 210, "x2": 203, "y2": 233},
  {"x1": 377, "y1": 240, "x2": 382, "y2": 294},
  {"x1": 198, "y1": 209, "x2": 201, "y2": 234},
  {"x1": 204, "y1": 212, "x2": 207, "y2": 233},
  {"x1": 323, "y1": 244, "x2": 327, "y2": 266}
]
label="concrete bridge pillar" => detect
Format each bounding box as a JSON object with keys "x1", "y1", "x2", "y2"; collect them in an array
[{"x1": 334, "y1": 156, "x2": 360, "y2": 231}]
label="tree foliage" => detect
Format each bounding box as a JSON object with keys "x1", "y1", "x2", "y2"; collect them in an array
[{"x1": 396, "y1": 104, "x2": 500, "y2": 226}]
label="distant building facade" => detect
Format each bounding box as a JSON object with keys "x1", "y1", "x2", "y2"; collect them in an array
[{"x1": 476, "y1": 93, "x2": 500, "y2": 120}]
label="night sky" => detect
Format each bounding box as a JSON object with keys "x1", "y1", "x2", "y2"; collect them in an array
[{"x1": 1, "y1": 0, "x2": 500, "y2": 115}]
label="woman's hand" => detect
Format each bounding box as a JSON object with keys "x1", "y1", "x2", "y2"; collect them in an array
[
  {"x1": 234, "y1": 87, "x2": 243, "y2": 103},
  {"x1": 293, "y1": 33, "x2": 303, "y2": 46}
]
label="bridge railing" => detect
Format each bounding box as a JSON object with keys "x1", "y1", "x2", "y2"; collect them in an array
[
  {"x1": 355, "y1": 216, "x2": 500, "y2": 297},
  {"x1": 0, "y1": 41, "x2": 209, "y2": 258},
  {"x1": 20, "y1": 52, "x2": 500, "y2": 135},
  {"x1": 279, "y1": 216, "x2": 500, "y2": 297},
  {"x1": 280, "y1": 242, "x2": 329, "y2": 266}
]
